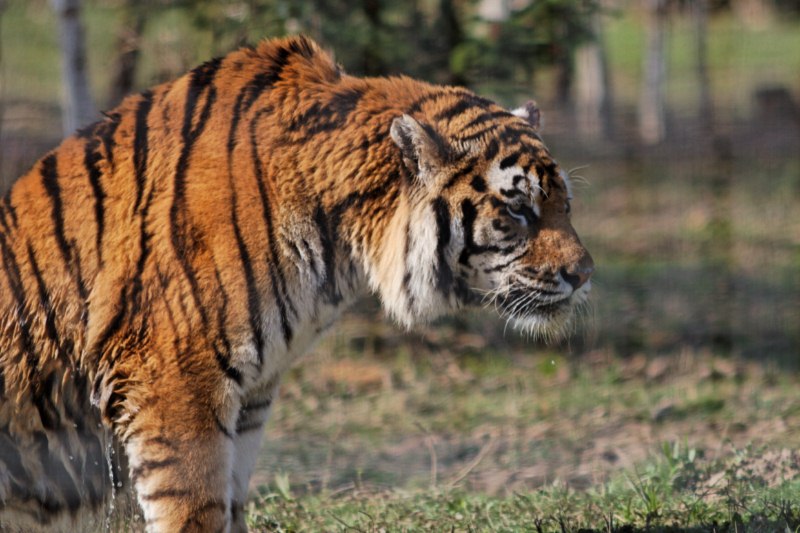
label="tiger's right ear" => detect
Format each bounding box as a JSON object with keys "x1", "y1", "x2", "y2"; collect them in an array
[
  {"x1": 511, "y1": 100, "x2": 541, "y2": 131},
  {"x1": 390, "y1": 114, "x2": 450, "y2": 185}
]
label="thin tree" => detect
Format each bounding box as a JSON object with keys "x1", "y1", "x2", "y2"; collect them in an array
[
  {"x1": 363, "y1": 0, "x2": 385, "y2": 75},
  {"x1": 575, "y1": 9, "x2": 613, "y2": 140},
  {"x1": 439, "y1": 0, "x2": 467, "y2": 86},
  {"x1": 109, "y1": 0, "x2": 146, "y2": 108},
  {"x1": 693, "y1": 0, "x2": 713, "y2": 132},
  {"x1": 50, "y1": 0, "x2": 96, "y2": 136},
  {"x1": 638, "y1": 0, "x2": 668, "y2": 144}
]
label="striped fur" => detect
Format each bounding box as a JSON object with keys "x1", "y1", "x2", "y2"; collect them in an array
[{"x1": 0, "y1": 36, "x2": 592, "y2": 532}]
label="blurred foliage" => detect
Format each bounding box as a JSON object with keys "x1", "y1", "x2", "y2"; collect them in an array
[
  {"x1": 451, "y1": 0, "x2": 601, "y2": 87},
  {"x1": 83, "y1": 0, "x2": 606, "y2": 91}
]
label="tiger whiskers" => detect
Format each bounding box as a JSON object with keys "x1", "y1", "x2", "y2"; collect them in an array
[{"x1": 565, "y1": 165, "x2": 592, "y2": 188}]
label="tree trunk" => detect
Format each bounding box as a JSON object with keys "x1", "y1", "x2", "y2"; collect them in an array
[
  {"x1": 50, "y1": 0, "x2": 96, "y2": 136},
  {"x1": 693, "y1": 0, "x2": 714, "y2": 132},
  {"x1": 363, "y1": 0, "x2": 385, "y2": 76},
  {"x1": 575, "y1": 13, "x2": 613, "y2": 140},
  {"x1": 108, "y1": 0, "x2": 146, "y2": 108},
  {"x1": 554, "y1": 49, "x2": 573, "y2": 108},
  {"x1": 638, "y1": 0, "x2": 668, "y2": 145},
  {"x1": 440, "y1": 0, "x2": 467, "y2": 86}
]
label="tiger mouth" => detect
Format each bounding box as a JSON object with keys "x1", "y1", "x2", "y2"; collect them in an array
[{"x1": 495, "y1": 289, "x2": 573, "y2": 320}]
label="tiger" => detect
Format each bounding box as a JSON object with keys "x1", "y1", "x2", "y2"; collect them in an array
[{"x1": 0, "y1": 35, "x2": 593, "y2": 532}]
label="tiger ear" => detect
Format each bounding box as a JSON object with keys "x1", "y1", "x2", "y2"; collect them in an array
[
  {"x1": 512, "y1": 100, "x2": 541, "y2": 131},
  {"x1": 390, "y1": 114, "x2": 450, "y2": 184}
]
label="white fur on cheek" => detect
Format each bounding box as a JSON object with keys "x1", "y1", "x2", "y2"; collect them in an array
[{"x1": 486, "y1": 161, "x2": 543, "y2": 217}]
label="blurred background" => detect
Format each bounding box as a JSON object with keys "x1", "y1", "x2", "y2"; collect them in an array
[{"x1": 1, "y1": 0, "x2": 798, "y2": 499}]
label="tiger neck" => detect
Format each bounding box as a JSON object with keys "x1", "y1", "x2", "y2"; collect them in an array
[{"x1": 356, "y1": 184, "x2": 454, "y2": 329}]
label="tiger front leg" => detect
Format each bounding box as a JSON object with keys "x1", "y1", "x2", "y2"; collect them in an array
[
  {"x1": 118, "y1": 374, "x2": 239, "y2": 533},
  {"x1": 229, "y1": 379, "x2": 280, "y2": 532}
]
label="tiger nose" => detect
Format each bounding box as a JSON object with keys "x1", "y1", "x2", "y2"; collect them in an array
[{"x1": 560, "y1": 257, "x2": 594, "y2": 291}]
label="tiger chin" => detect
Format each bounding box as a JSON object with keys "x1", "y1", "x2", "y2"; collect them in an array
[{"x1": 0, "y1": 36, "x2": 592, "y2": 532}]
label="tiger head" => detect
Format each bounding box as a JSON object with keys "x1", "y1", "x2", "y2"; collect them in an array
[{"x1": 374, "y1": 96, "x2": 593, "y2": 340}]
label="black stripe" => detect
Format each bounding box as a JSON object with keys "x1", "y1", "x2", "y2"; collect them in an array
[
  {"x1": 84, "y1": 136, "x2": 106, "y2": 264},
  {"x1": 249, "y1": 109, "x2": 294, "y2": 345},
  {"x1": 499, "y1": 152, "x2": 520, "y2": 170},
  {"x1": 211, "y1": 267, "x2": 238, "y2": 382},
  {"x1": 141, "y1": 489, "x2": 193, "y2": 501},
  {"x1": 500, "y1": 187, "x2": 526, "y2": 199},
  {"x1": 408, "y1": 88, "x2": 482, "y2": 115},
  {"x1": 407, "y1": 89, "x2": 449, "y2": 114},
  {"x1": 31, "y1": 372, "x2": 61, "y2": 430},
  {"x1": 128, "y1": 184, "x2": 157, "y2": 319},
  {"x1": 285, "y1": 35, "x2": 317, "y2": 58},
  {"x1": 215, "y1": 351, "x2": 242, "y2": 385},
  {"x1": 228, "y1": 89, "x2": 268, "y2": 367},
  {"x1": 133, "y1": 91, "x2": 154, "y2": 213},
  {"x1": 87, "y1": 96, "x2": 156, "y2": 366},
  {"x1": 482, "y1": 249, "x2": 527, "y2": 274},
  {"x1": 470, "y1": 175, "x2": 486, "y2": 192},
  {"x1": 286, "y1": 87, "x2": 364, "y2": 137},
  {"x1": 235, "y1": 420, "x2": 265, "y2": 434},
  {"x1": 485, "y1": 139, "x2": 499, "y2": 161},
  {"x1": 313, "y1": 204, "x2": 339, "y2": 304},
  {"x1": 241, "y1": 72, "x2": 277, "y2": 112},
  {"x1": 313, "y1": 172, "x2": 401, "y2": 303},
  {"x1": 0, "y1": 200, "x2": 11, "y2": 235},
  {"x1": 402, "y1": 220, "x2": 416, "y2": 311},
  {"x1": 460, "y1": 125, "x2": 500, "y2": 143},
  {"x1": 130, "y1": 457, "x2": 179, "y2": 481},
  {"x1": 215, "y1": 415, "x2": 234, "y2": 439},
  {"x1": 0, "y1": 232, "x2": 37, "y2": 370},
  {"x1": 228, "y1": 50, "x2": 293, "y2": 160},
  {"x1": 139, "y1": 435, "x2": 178, "y2": 451},
  {"x1": 499, "y1": 127, "x2": 538, "y2": 145},
  {"x1": 240, "y1": 42, "x2": 299, "y2": 113},
  {"x1": 26, "y1": 244, "x2": 63, "y2": 353},
  {"x1": 231, "y1": 215, "x2": 265, "y2": 367},
  {"x1": 461, "y1": 110, "x2": 510, "y2": 132},
  {"x1": 2, "y1": 193, "x2": 18, "y2": 228},
  {"x1": 433, "y1": 95, "x2": 493, "y2": 122},
  {"x1": 99, "y1": 112, "x2": 121, "y2": 170},
  {"x1": 228, "y1": 91, "x2": 248, "y2": 159},
  {"x1": 269, "y1": 263, "x2": 293, "y2": 346},
  {"x1": 432, "y1": 197, "x2": 453, "y2": 295},
  {"x1": 241, "y1": 397, "x2": 273, "y2": 411},
  {"x1": 458, "y1": 199, "x2": 478, "y2": 266},
  {"x1": 169, "y1": 57, "x2": 223, "y2": 356},
  {"x1": 442, "y1": 155, "x2": 479, "y2": 190},
  {"x1": 40, "y1": 154, "x2": 71, "y2": 266}
]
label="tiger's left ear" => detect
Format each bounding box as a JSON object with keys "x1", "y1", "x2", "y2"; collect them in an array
[
  {"x1": 390, "y1": 114, "x2": 451, "y2": 186},
  {"x1": 511, "y1": 100, "x2": 541, "y2": 131}
]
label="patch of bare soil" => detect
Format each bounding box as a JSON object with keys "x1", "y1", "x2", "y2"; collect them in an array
[{"x1": 253, "y1": 323, "x2": 800, "y2": 496}]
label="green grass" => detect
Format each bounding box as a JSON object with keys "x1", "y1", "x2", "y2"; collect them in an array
[
  {"x1": 242, "y1": 318, "x2": 800, "y2": 530},
  {"x1": 248, "y1": 472, "x2": 800, "y2": 533},
  {"x1": 246, "y1": 441, "x2": 800, "y2": 531}
]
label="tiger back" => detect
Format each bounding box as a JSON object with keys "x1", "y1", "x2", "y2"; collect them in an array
[{"x1": 0, "y1": 35, "x2": 592, "y2": 532}]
